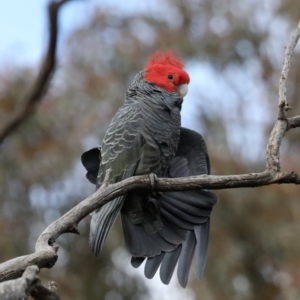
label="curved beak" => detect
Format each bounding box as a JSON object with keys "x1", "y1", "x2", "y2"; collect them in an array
[{"x1": 177, "y1": 83, "x2": 188, "y2": 98}]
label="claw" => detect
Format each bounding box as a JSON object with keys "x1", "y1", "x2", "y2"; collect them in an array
[
  {"x1": 146, "y1": 197, "x2": 161, "y2": 216},
  {"x1": 149, "y1": 173, "x2": 158, "y2": 189}
]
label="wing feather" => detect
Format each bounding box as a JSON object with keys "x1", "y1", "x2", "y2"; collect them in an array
[
  {"x1": 89, "y1": 102, "x2": 144, "y2": 256},
  {"x1": 132, "y1": 127, "x2": 218, "y2": 286}
]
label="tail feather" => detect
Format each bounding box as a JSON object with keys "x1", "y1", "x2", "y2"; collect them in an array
[
  {"x1": 195, "y1": 220, "x2": 210, "y2": 279},
  {"x1": 90, "y1": 196, "x2": 124, "y2": 256},
  {"x1": 145, "y1": 253, "x2": 165, "y2": 279},
  {"x1": 177, "y1": 231, "x2": 197, "y2": 288},
  {"x1": 131, "y1": 257, "x2": 145, "y2": 268},
  {"x1": 160, "y1": 246, "x2": 182, "y2": 285}
]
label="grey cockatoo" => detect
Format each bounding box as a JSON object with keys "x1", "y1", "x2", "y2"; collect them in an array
[{"x1": 81, "y1": 51, "x2": 218, "y2": 287}]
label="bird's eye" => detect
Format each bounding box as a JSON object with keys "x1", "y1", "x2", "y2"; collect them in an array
[{"x1": 168, "y1": 74, "x2": 173, "y2": 80}]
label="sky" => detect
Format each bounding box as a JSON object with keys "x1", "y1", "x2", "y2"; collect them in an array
[
  {"x1": 0, "y1": 0, "x2": 163, "y2": 67},
  {"x1": 0, "y1": 0, "x2": 96, "y2": 66}
]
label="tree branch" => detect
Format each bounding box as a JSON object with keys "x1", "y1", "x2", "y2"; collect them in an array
[
  {"x1": 0, "y1": 266, "x2": 39, "y2": 300},
  {"x1": 0, "y1": 265, "x2": 60, "y2": 300},
  {"x1": 287, "y1": 115, "x2": 300, "y2": 130},
  {"x1": 0, "y1": 169, "x2": 299, "y2": 282},
  {"x1": 266, "y1": 21, "x2": 300, "y2": 171},
  {"x1": 0, "y1": 0, "x2": 74, "y2": 144},
  {"x1": 279, "y1": 20, "x2": 300, "y2": 103}
]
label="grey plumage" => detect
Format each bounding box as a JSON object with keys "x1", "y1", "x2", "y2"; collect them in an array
[
  {"x1": 88, "y1": 71, "x2": 184, "y2": 256},
  {"x1": 81, "y1": 62, "x2": 218, "y2": 287}
]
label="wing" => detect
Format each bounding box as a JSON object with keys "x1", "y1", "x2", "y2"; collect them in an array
[
  {"x1": 86, "y1": 102, "x2": 144, "y2": 256},
  {"x1": 82, "y1": 126, "x2": 218, "y2": 287},
  {"x1": 81, "y1": 147, "x2": 101, "y2": 184},
  {"x1": 131, "y1": 127, "x2": 218, "y2": 287}
]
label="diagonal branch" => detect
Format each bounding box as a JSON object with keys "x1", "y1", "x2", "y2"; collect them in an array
[
  {"x1": 0, "y1": 0, "x2": 75, "y2": 144},
  {"x1": 0, "y1": 168, "x2": 299, "y2": 282}
]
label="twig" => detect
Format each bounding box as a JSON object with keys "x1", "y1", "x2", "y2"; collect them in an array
[
  {"x1": 0, "y1": 0, "x2": 74, "y2": 144},
  {"x1": 287, "y1": 115, "x2": 300, "y2": 130},
  {"x1": 278, "y1": 21, "x2": 300, "y2": 118}
]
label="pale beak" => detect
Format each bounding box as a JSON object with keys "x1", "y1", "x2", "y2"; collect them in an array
[{"x1": 177, "y1": 83, "x2": 188, "y2": 97}]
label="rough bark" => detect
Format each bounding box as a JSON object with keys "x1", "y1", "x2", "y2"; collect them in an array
[{"x1": 0, "y1": 266, "x2": 39, "y2": 300}]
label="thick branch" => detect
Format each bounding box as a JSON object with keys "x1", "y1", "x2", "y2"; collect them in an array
[
  {"x1": 0, "y1": 168, "x2": 299, "y2": 282},
  {"x1": 0, "y1": 266, "x2": 39, "y2": 300},
  {"x1": 0, "y1": 0, "x2": 74, "y2": 144},
  {"x1": 0, "y1": 265, "x2": 60, "y2": 300}
]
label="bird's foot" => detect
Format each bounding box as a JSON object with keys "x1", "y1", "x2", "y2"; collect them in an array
[
  {"x1": 145, "y1": 197, "x2": 160, "y2": 216},
  {"x1": 149, "y1": 173, "x2": 158, "y2": 189}
]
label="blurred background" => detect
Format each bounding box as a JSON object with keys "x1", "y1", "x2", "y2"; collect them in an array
[{"x1": 0, "y1": 0, "x2": 300, "y2": 299}]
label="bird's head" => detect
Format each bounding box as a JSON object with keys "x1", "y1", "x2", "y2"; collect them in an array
[{"x1": 144, "y1": 51, "x2": 190, "y2": 98}]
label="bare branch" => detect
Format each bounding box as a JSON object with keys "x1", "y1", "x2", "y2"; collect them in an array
[
  {"x1": 266, "y1": 21, "x2": 300, "y2": 171},
  {"x1": 0, "y1": 0, "x2": 75, "y2": 144},
  {"x1": 0, "y1": 250, "x2": 58, "y2": 282},
  {"x1": 0, "y1": 168, "x2": 299, "y2": 282},
  {"x1": 265, "y1": 119, "x2": 287, "y2": 172},
  {"x1": 0, "y1": 264, "x2": 60, "y2": 300},
  {"x1": 278, "y1": 21, "x2": 300, "y2": 118},
  {"x1": 287, "y1": 115, "x2": 300, "y2": 130}
]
